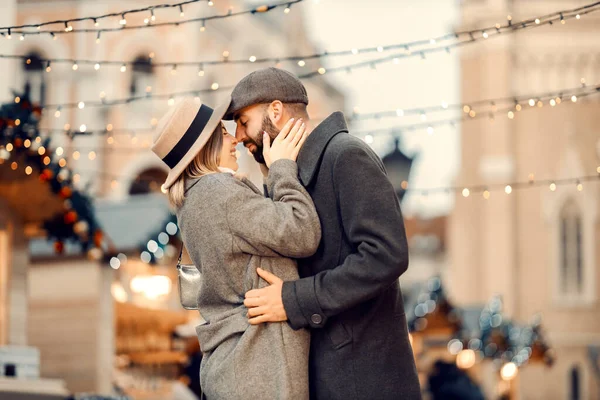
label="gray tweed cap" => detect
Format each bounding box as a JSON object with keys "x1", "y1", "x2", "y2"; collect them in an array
[{"x1": 224, "y1": 68, "x2": 309, "y2": 120}]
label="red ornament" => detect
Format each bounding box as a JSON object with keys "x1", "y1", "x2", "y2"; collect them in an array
[
  {"x1": 93, "y1": 230, "x2": 104, "y2": 248},
  {"x1": 14, "y1": 138, "x2": 23, "y2": 148},
  {"x1": 59, "y1": 186, "x2": 72, "y2": 199},
  {"x1": 39, "y1": 169, "x2": 54, "y2": 182},
  {"x1": 64, "y1": 210, "x2": 78, "y2": 224},
  {"x1": 54, "y1": 241, "x2": 64, "y2": 254}
]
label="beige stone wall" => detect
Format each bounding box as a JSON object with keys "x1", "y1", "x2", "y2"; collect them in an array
[
  {"x1": 28, "y1": 261, "x2": 114, "y2": 394},
  {"x1": 0, "y1": 199, "x2": 28, "y2": 347},
  {"x1": 451, "y1": 0, "x2": 600, "y2": 397}
]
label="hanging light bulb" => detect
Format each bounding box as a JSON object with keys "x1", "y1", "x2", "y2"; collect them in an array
[
  {"x1": 120, "y1": 14, "x2": 127, "y2": 26},
  {"x1": 171, "y1": 64, "x2": 177, "y2": 75},
  {"x1": 297, "y1": 60, "x2": 306, "y2": 67},
  {"x1": 249, "y1": 56, "x2": 257, "y2": 63},
  {"x1": 284, "y1": 3, "x2": 291, "y2": 13},
  {"x1": 46, "y1": 61, "x2": 52, "y2": 72},
  {"x1": 93, "y1": 18, "x2": 99, "y2": 27},
  {"x1": 72, "y1": 62, "x2": 78, "y2": 71},
  {"x1": 120, "y1": 63, "x2": 127, "y2": 72},
  {"x1": 200, "y1": 20, "x2": 206, "y2": 32},
  {"x1": 19, "y1": 34, "x2": 25, "y2": 41},
  {"x1": 208, "y1": 0, "x2": 214, "y2": 6},
  {"x1": 96, "y1": 32, "x2": 101, "y2": 44},
  {"x1": 179, "y1": 5, "x2": 185, "y2": 17},
  {"x1": 6, "y1": 28, "x2": 11, "y2": 39},
  {"x1": 94, "y1": 63, "x2": 100, "y2": 70},
  {"x1": 198, "y1": 64, "x2": 205, "y2": 77}
]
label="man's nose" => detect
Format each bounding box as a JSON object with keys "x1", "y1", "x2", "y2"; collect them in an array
[{"x1": 235, "y1": 128, "x2": 245, "y2": 142}]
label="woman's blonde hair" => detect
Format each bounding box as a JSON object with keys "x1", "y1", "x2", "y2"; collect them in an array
[{"x1": 168, "y1": 125, "x2": 223, "y2": 208}]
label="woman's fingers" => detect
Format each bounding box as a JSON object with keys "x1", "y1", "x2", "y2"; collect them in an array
[
  {"x1": 291, "y1": 129, "x2": 308, "y2": 159},
  {"x1": 275, "y1": 118, "x2": 296, "y2": 142},
  {"x1": 282, "y1": 119, "x2": 303, "y2": 143},
  {"x1": 290, "y1": 123, "x2": 305, "y2": 147},
  {"x1": 262, "y1": 132, "x2": 272, "y2": 167}
]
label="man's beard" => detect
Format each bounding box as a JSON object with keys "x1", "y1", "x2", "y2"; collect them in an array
[{"x1": 245, "y1": 113, "x2": 280, "y2": 165}]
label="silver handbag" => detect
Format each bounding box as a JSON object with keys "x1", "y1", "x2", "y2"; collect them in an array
[{"x1": 176, "y1": 244, "x2": 201, "y2": 310}]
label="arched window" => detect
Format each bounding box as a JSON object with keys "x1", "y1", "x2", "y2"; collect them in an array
[
  {"x1": 129, "y1": 168, "x2": 167, "y2": 195},
  {"x1": 22, "y1": 51, "x2": 46, "y2": 105},
  {"x1": 130, "y1": 55, "x2": 154, "y2": 96},
  {"x1": 560, "y1": 199, "x2": 583, "y2": 295},
  {"x1": 570, "y1": 365, "x2": 580, "y2": 400}
]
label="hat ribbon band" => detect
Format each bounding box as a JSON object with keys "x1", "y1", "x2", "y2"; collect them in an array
[{"x1": 162, "y1": 104, "x2": 214, "y2": 169}]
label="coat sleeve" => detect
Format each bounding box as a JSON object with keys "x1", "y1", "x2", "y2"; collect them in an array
[
  {"x1": 226, "y1": 159, "x2": 321, "y2": 258},
  {"x1": 281, "y1": 144, "x2": 409, "y2": 330}
]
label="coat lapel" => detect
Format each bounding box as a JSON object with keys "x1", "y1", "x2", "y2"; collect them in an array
[{"x1": 297, "y1": 112, "x2": 348, "y2": 186}]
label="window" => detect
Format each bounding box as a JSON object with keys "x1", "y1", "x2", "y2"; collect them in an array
[
  {"x1": 129, "y1": 168, "x2": 167, "y2": 195},
  {"x1": 560, "y1": 200, "x2": 583, "y2": 295},
  {"x1": 130, "y1": 55, "x2": 154, "y2": 96},
  {"x1": 22, "y1": 51, "x2": 46, "y2": 105}
]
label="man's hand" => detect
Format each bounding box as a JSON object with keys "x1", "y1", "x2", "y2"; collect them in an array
[{"x1": 244, "y1": 268, "x2": 288, "y2": 324}]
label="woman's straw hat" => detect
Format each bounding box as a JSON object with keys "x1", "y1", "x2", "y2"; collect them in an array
[{"x1": 152, "y1": 96, "x2": 231, "y2": 190}]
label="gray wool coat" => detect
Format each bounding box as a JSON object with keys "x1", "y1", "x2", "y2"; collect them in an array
[
  {"x1": 176, "y1": 160, "x2": 321, "y2": 400},
  {"x1": 281, "y1": 112, "x2": 422, "y2": 399}
]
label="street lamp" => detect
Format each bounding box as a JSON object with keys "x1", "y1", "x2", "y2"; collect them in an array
[{"x1": 382, "y1": 137, "x2": 416, "y2": 202}]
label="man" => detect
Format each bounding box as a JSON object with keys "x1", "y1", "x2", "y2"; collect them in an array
[{"x1": 226, "y1": 68, "x2": 421, "y2": 399}]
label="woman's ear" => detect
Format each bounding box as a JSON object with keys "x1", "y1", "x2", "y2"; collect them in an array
[{"x1": 269, "y1": 100, "x2": 284, "y2": 123}]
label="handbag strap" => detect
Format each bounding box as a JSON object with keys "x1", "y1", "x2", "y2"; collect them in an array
[{"x1": 177, "y1": 240, "x2": 184, "y2": 266}]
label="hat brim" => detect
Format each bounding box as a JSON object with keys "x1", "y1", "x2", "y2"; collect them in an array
[{"x1": 162, "y1": 96, "x2": 231, "y2": 190}]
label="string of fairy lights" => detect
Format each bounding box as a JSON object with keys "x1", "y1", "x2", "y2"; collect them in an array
[
  {"x1": 0, "y1": 0, "x2": 304, "y2": 39},
  {"x1": 1, "y1": 1, "x2": 598, "y2": 112},
  {"x1": 23, "y1": 80, "x2": 598, "y2": 142},
  {"x1": 2, "y1": 149, "x2": 598, "y2": 198},
  {"x1": 1, "y1": 1, "x2": 597, "y2": 73}
]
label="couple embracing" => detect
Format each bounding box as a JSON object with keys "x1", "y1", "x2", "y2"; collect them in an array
[{"x1": 151, "y1": 68, "x2": 421, "y2": 400}]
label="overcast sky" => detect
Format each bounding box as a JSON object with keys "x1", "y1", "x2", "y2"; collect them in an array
[{"x1": 303, "y1": 0, "x2": 461, "y2": 217}]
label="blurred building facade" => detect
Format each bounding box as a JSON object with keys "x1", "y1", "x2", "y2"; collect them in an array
[
  {"x1": 449, "y1": 0, "x2": 600, "y2": 398},
  {"x1": 0, "y1": 0, "x2": 345, "y2": 397}
]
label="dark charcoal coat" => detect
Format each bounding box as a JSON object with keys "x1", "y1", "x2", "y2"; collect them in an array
[{"x1": 281, "y1": 112, "x2": 421, "y2": 400}]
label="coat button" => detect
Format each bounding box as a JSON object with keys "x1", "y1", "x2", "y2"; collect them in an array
[{"x1": 311, "y1": 314, "x2": 323, "y2": 325}]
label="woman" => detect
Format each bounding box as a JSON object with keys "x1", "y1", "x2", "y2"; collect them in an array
[{"x1": 151, "y1": 96, "x2": 320, "y2": 400}]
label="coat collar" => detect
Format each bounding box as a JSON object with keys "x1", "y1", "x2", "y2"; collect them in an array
[{"x1": 297, "y1": 111, "x2": 348, "y2": 186}]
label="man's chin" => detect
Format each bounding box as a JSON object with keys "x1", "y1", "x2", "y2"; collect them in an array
[{"x1": 252, "y1": 151, "x2": 266, "y2": 165}]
